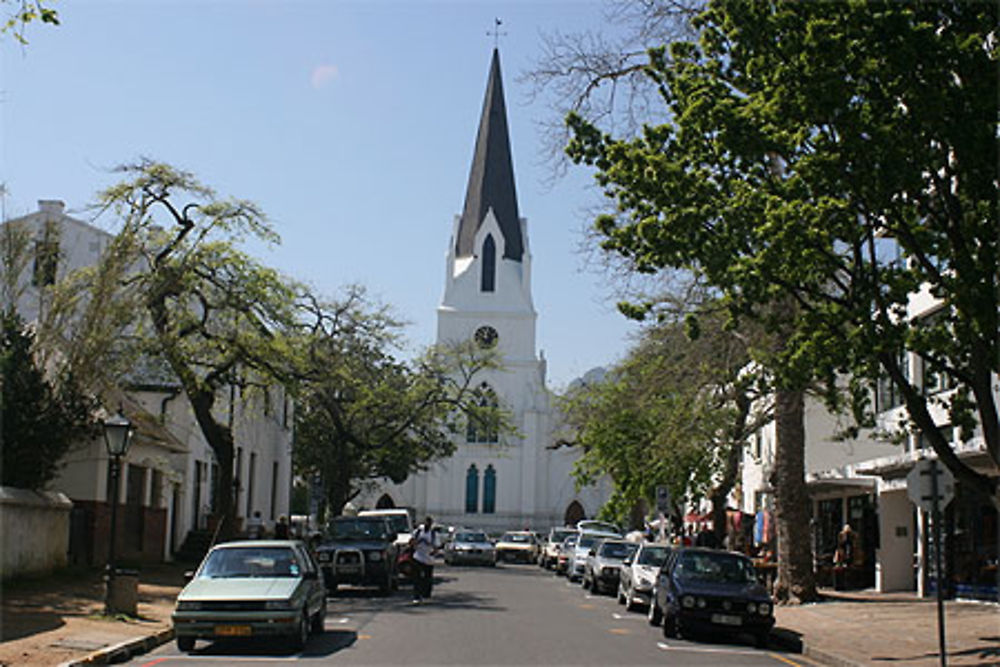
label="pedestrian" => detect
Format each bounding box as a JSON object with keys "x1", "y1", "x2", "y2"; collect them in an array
[
  {"x1": 411, "y1": 515, "x2": 436, "y2": 603},
  {"x1": 246, "y1": 510, "x2": 263, "y2": 539},
  {"x1": 833, "y1": 524, "x2": 856, "y2": 590},
  {"x1": 274, "y1": 515, "x2": 290, "y2": 539}
]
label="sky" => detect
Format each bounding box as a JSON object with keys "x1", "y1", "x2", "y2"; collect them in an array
[{"x1": 1, "y1": 0, "x2": 641, "y2": 391}]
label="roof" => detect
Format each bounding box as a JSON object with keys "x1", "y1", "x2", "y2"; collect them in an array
[{"x1": 455, "y1": 48, "x2": 524, "y2": 262}]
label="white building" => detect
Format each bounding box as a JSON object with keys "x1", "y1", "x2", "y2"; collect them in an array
[
  {"x1": 359, "y1": 50, "x2": 612, "y2": 530},
  {"x1": 2, "y1": 201, "x2": 293, "y2": 563}
]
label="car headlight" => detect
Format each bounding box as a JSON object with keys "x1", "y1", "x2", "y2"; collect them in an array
[
  {"x1": 696, "y1": 597, "x2": 707, "y2": 609},
  {"x1": 637, "y1": 576, "x2": 652, "y2": 588},
  {"x1": 176, "y1": 601, "x2": 202, "y2": 611},
  {"x1": 265, "y1": 599, "x2": 294, "y2": 610},
  {"x1": 682, "y1": 595, "x2": 695, "y2": 608},
  {"x1": 747, "y1": 602, "x2": 757, "y2": 614},
  {"x1": 367, "y1": 551, "x2": 382, "y2": 562},
  {"x1": 758, "y1": 602, "x2": 771, "y2": 615}
]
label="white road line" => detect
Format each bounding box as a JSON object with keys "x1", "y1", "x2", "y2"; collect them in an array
[
  {"x1": 656, "y1": 641, "x2": 765, "y2": 657},
  {"x1": 611, "y1": 612, "x2": 645, "y2": 621}
]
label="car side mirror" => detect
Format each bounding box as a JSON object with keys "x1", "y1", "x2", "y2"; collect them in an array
[
  {"x1": 623, "y1": 557, "x2": 633, "y2": 566},
  {"x1": 183, "y1": 570, "x2": 195, "y2": 583}
]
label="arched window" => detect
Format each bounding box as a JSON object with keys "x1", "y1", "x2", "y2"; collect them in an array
[
  {"x1": 465, "y1": 384, "x2": 499, "y2": 444},
  {"x1": 465, "y1": 465, "x2": 479, "y2": 513},
  {"x1": 376, "y1": 494, "x2": 395, "y2": 509},
  {"x1": 481, "y1": 234, "x2": 496, "y2": 292},
  {"x1": 483, "y1": 465, "x2": 496, "y2": 514},
  {"x1": 564, "y1": 500, "x2": 585, "y2": 526}
]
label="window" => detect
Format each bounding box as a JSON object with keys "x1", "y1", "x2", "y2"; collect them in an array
[
  {"x1": 483, "y1": 465, "x2": 496, "y2": 514},
  {"x1": 465, "y1": 465, "x2": 479, "y2": 513},
  {"x1": 465, "y1": 384, "x2": 499, "y2": 444},
  {"x1": 270, "y1": 461, "x2": 279, "y2": 521},
  {"x1": 875, "y1": 349, "x2": 908, "y2": 413},
  {"x1": 917, "y1": 309, "x2": 955, "y2": 396},
  {"x1": 246, "y1": 452, "x2": 256, "y2": 516},
  {"x1": 481, "y1": 234, "x2": 496, "y2": 292},
  {"x1": 917, "y1": 425, "x2": 954, "y2": 451},
  {"x1": 32, "y1": 239, "x2": 58, "y2": 286}
]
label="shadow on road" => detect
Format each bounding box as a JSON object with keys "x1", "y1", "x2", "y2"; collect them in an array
[{"x1": 184, "y1": 629, "x2": 358, "y2": 658}]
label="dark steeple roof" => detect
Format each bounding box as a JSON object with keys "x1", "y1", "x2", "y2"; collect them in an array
[{"x1": 456, "y1": 49, "x2": 523, "y2": 262}]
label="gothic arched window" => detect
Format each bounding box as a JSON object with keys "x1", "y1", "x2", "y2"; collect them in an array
[
  {"x1": 465, "y1": 383, "x2": 499, "y2": 444},
  {"x1": 465, "y1": 465, "x2": 479, "y2": 513},
  {"x1": 483, "y1": 465, "x2": 496, "y2": 514},
  {"x1": 481, "y1": 234, "x2": 496, "y2": 292}
]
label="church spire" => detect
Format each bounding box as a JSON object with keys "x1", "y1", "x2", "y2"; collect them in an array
[{"x1": 456, "y1": 48, "x2": 524, "y2": 262}]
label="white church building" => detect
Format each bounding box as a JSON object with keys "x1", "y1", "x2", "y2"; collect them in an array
[{"x1": 359, "y1": 49, "x2": 612, "y2": 531}]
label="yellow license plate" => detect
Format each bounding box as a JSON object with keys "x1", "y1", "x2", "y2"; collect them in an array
[{"x1": 215, "y1": 624, "x2": 252, "y2": 636}]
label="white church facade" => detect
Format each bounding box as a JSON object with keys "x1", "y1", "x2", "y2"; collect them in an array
[{"x1": 359, "y1": 50, "x2": 612, "y2": 531}]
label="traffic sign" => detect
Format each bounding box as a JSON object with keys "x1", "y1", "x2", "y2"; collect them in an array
[
  {"x1": 655, "y1": 485, "x2": 672, "y2": 513},
  {"x1": 906, "y1": 459, "x2": 955, "y2": 511}
]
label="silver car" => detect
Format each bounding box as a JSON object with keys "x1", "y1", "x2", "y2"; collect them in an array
[
  {"x1": 618, "y1": 542, "x2": 671, "y2": 611},
  {"x1": 172, "y1": 540, "x2": 327, "y2": 652},
  {"x1": 582, "y1": 538, "x2": 638, "y2": 594},
  {"x1": 444, "y1": 530, "x2": 496, "y2": 566},
  {"x1": 568, "y1": 532, "x2": 620, "y2": 582}
]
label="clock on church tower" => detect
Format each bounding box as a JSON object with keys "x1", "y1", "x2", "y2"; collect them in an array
[{"x1": 474, "y1": 325, "x2": 498, "y2": 349}]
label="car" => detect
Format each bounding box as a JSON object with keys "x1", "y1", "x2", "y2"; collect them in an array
[
  {"x1": 555, "y1": 533, "x2": 579, "y2": 576},
  {"x1": 539, "y1": 527, "x2": 577, "y2": 569},
  {"x1": 568, "y1": 531, "x2": 620, "y2": 582},
  {"x1": 649, "y1": 547, "x2": 775, "y2": 648},
  {"x1": 494, "y1": 530, "x2": 539, "y2": 563},
  {"x1": 314, "y1": 515, "x2": 398, "y2": 594},
  {"x1": 618, "y1": 542, "x2": 671, "y2": 611},
  {"x1": 358, "y1": 508, "x2": 414, "y2": 549},
  {"x1": 171, "y1": 540, "x2": 327, "y2": 653},
  {"x1": 582, "y1": 539, "x2": 637, "y2": 594},
  {"x1": 444, "y1": 529, "x2": 496, "y2": 566},
  {"x1": 576, "y1": 519, "x2": 622, "y2": 535}
]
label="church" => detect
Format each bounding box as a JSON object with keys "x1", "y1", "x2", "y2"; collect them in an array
[{"x1": 358, "y1": 49, "x2": 612, "y2": 531}]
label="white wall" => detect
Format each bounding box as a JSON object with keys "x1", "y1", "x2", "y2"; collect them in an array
[{"x1": 0, "y1": 488, "x2": 72, "y2": 577}]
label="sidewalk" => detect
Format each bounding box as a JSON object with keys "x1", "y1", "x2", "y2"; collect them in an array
[{"x1": 1, "y1": 567, "x2": 997, "y2": 666}]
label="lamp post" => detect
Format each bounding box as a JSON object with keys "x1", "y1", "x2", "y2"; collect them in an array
[{"x1": 103, "y1": 410, "x2": 134, "y2": 616}]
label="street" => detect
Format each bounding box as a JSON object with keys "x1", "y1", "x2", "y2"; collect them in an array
[{"x1": 128, "y1": 563, "x2": 808, "y2": 666}]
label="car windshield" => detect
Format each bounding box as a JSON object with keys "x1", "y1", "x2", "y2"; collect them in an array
[
  {"x1": 550, "y1": 529, "x2": 575, "y2": 543},
  {"x1": 578, "y1": 535, "x2": 599, "y2": 549},
  {"x1": 674, "y1": 552, "x2": 757, "y2": 584},
  {"x1": 200, "y1": 546, "x2": 301, "y2": 579},
  {"x1": 456, "y1": 532, "x2": 488, "y2": 543},
  {"x1": 326, "y1": 518, "x2": 390, "y2": 541},
  {"x1": 637, "y1": 546, "x2": 670, "y2": 566},
  {"x1": 502, "y1": 533, "x2": 532, "y2": 543},
  {"x1": 561, "y1": 535, "x2": 579, "y2": 548},
  {"x1": 598, "y1": 541, "x2": 635, "y2": 559}
]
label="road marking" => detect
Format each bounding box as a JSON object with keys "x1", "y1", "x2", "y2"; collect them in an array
[
  {"x1": 609, "y1": 628, "x2": 631, "y2": 635},
  {"x1": 358, "y1": 634, "x2": 372, "y2": 640},
  {"x1": 332, "y1": 617, "x2": 351, "y2": 624},
  {"x1": 578, "y1": 603, "x2": 596, "y2": 609},
  {"x1": 611, "y1": 612, "x2": 644, "y2": 621},
  {"x1": 769, "y1": 653, "x2": 808, "y2": 666},
  {"x1": 656, "y1": 641, "x2": 769, "y2": 657}
]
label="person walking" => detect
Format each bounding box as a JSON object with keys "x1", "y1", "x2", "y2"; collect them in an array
[
  {"x1": 411, "y1": 516, "x2": 436, "y2": 603},
  {"x1": 274, "y1": 515, "x2": 290, "y2": 539}
]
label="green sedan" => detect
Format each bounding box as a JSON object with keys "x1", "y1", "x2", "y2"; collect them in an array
[{"x1": 172, "y1": 540, "x2": 327, "y2": 652}]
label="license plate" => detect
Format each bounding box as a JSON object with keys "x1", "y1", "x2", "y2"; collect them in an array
[
  {"x1": 215, "y1": 625, "x2": 252, "y2": 636},
  {"x1": 711, "y1": 614, "x2": 742, "y2": 626},
  {"x1": 337, "y1": 565, "x2": 361, "y2": 574}
]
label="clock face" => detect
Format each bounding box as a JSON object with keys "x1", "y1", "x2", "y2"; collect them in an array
[{"x1": 474, "y1": 325, "x2": 499, "y2": 349}]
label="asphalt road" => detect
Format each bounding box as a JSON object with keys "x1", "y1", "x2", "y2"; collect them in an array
[{"x1": 128, "y1": 562, "x2": 809, "y2": 666}]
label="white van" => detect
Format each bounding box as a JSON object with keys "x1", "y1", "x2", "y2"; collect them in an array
[{"x1": 358, "y1": 508, "x2": 414, "y2": 547}]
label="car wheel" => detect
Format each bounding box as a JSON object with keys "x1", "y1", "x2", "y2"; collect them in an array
[
  {"x1": 617, "y1": 583, "x2": 626, "y2": 604},
  {"x1": 311, "y1": 598, "x2": 326, "y2": 634},
  {"x1": 647, "y1": 596, "x2": 663, "y2": 626},
  {"x1": 290, "y1": 611, "x2": 309, "y2": 651},
  {"x1": 624, "y1": 585, "x2": 638, "y2": 612},
  {"x1": 755, "y1": 631, "x2": 770, "y2": 649},
  {"x1": 176, "y1": 636, "x2": 195, "y2": 652}
]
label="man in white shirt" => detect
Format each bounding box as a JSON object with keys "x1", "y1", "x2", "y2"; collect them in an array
[{"x1": 411, "y1": 516, "x2": 436, "y2": 602}]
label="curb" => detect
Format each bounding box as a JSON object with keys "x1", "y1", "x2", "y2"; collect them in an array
[
  {"x1": 770, "y1": 627, "x2": 864, "y2": 667},
  {"x1": 57, "y1": 627, "x2": 174, "y2": 667}
]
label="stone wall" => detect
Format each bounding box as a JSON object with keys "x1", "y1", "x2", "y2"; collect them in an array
[{"x1": 0, "y1": 487, "x2": 73, "y2": 579}]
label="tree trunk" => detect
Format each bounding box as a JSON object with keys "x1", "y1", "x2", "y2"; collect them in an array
[
  {"x1": 187, "y1": 390, "x2": 236, "y2": 542},
  {"x1": 771, "y1": 388, "x2": 819, "y2": 603}
]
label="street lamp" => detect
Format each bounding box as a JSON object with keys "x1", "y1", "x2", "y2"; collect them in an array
[{"x1": 103, "y1": 410, "x2": 134, "y2": 616}]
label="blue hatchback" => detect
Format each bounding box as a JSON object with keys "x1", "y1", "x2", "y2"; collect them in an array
[{"x1": 649, "y1": 547, "x2": 774, "y2": 648}]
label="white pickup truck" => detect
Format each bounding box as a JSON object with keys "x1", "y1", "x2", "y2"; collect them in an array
[{"x1": 358, "y1": 508, "x2": 414, "y2": 548}]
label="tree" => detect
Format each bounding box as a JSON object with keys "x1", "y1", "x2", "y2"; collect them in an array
[
  {"x1": 565, "y1": 0, "x2": 998, "y2": 598},
  {"x1": 2, "y1": 0, "x2": 58, "y2": 44},
  {"x1": 293, "y1": 329, "x2": 510, "y2": 517},
  {"x1": 1, "y1": 309, "x2": 95, "y2": 489},
  {"x1": 94, "y1": 160, "x2": 309, "y2": 540}
]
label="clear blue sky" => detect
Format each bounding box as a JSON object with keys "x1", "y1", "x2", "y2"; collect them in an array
[{"x1": 1, "y1": 0, "x2": 639, "y2": 390}]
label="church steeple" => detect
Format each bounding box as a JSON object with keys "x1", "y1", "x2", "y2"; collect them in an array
[{"x1": 456, "y1": 48, "x2": 524, "y2": 262}]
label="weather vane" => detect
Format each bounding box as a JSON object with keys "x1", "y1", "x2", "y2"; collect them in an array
[{"x1": 488, "y1": 18, "x2": 507, "y2": 48}]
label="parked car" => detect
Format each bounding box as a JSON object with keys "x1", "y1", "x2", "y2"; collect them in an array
[
  {"x1": 649, "y1": 547, "x2": 775, "y2": 648},
  {"x1": 539, "y1": 527, "x2": 577, "y2": 569},
  {"x1": 576, "y1": 519, "x2": 622, "y2": 535},
  {"x1": 618, "y1": 542, "x2": 671, "y2": 611},
  {"x1": 358, "y1": 508, "x2": 413, "y2": 549},
  {"x1": 315, "y1": 515, "x2": 398, "y2": 594},
  {"x1": 444, "y1": 529, "x2": 496, "y2": 566},
  {"x1": 494, "y1": 530, "x2": 539, "y2": 564},
  {"x1": 172, "y1": 540, "x2": 327, "y2": 652},
  {"x1": 568, "y1": 531, "x2": 620, "y2": 582},
  {"x1": 555, "y1": 533, "x2": 579, "y2": 576},
  {"x1": 582, "y1": 539, "x2": 637, "y2": 594}
]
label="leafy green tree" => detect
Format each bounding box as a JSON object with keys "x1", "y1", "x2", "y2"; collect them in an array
[
  {"x1": 293, "y1": 334, "x2": 510, "y2": 517},
  {"x1": 2, "y1": 0, "x2": 58, "y2": 44},
  {"x1": 1, "y1": 309, "x2": 95, "y2": 489},
  {"x1": 566, "y1": 0, "x2": 998, "y2": 599}
]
